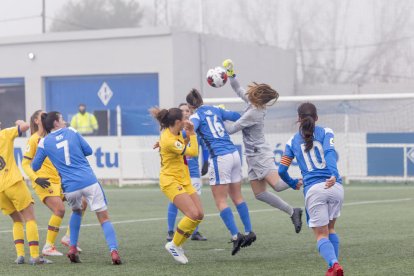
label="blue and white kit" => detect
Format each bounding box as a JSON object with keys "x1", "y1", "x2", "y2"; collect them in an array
[
  {"x1": 190, "y1": 105, "x2": 242, "y2": 185},
  {"x1": 279, "y1": 126, "x2": 344, "y2": 227}
]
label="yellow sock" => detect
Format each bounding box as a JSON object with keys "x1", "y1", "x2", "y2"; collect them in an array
[
  {"x1": 13, "y1": 222, "x2": 25, "y2": 257},
  {"x1": 26, "y1": 220, "x2": 40, "y2": 259},
  {"x1": 172, "y1": 216, "x2": 201, "y2": 247},
  {"x1": 65, "y1": 210, "x2": 85, "y2": 237},
  {"x1": 46, "y1": 214, "x2": 62, "y2": 245}
]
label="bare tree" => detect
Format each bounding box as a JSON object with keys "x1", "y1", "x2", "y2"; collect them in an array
[{"x1": 50, "y1": 0, "x2": 143, "y2": 32}]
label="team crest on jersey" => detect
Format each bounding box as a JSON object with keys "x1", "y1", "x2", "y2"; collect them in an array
[
  {"x1": 25, "y1": 144, "x2": 31, "y2": 152},
  {"x1": 175, "y1": 141, "x2": 183, "y2": 150},
  {"x1": 177, "y1": 185, "x2": 183, "y2": 191}
]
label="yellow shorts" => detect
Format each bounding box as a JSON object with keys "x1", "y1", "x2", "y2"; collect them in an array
[
  {"x1": 0, "y1": 181, "x2": 34, "y2": 215},
  {"x1": 32, "y1": 182, "x2": 64, "y2": 203},
  {"x1": 160, "y1": 180, "x2": 197, "y2": 202}
]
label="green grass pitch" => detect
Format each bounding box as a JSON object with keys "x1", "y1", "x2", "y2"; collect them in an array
[{"x1": 0, "y1": 184, "x2": 413, "y2": 275}]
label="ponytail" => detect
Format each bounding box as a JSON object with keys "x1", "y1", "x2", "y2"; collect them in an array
[
  {"x1": 150, "y1": 107, "x2": 183, "y2": 130},
  {"x1": 297, "y1": 102, "x2": 318, "y2": 152},
  {"x1": 186, "y1": 88, "x2": 203, "y2": 108},
  {"x1": 30, "y1": 110, "x2": 43, "y2": 135}
]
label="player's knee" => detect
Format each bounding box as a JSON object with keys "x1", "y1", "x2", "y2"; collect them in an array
[{"x1": 54, "y1": 207, "x2": 65, "y2": 218}]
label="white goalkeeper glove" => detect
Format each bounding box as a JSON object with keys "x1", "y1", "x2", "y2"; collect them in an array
[{"x1": 222, "y1": 59, "x2": 235, "y2": 78}]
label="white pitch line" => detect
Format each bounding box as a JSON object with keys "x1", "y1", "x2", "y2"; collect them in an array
[{"x1": 0, "y1": 198, "x2": 411, "y2": 234}]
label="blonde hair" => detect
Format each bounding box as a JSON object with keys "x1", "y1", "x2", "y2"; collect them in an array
[{"x1": 246, "y1": 82, "x2": 279, "y2": 108}]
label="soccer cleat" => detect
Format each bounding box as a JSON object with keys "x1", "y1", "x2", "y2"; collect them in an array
[
  {"x1": 14, "y1": 256, "x2": 25, "y2": 264},
  {"x1": 165, "y1": 242, "x2": 188, "y2": 264},
  {"x1": 241, "y1": 231, "x2": 257, "y2": 248},
  {"x1": 61, "y1": 235, "x2": 83, "y2": 252},
  {"x1": 230, "y1": 233, "x2": 245, "y2": 256},
  {"x1": 29, "y1": 256, "x2": 53, "y2": 265},
  {"x1": 67, "y1": 246, "x2": 81, "y2": 263},
  {"x1": 111, "y1": 249, "x2": 122, "y2": 265},
  {"x1": 191, "y1": 231, "x2": 207, "y2": 241},
  {"x1": 166, "y1": 231, "x2": 174, "y2": 242},
  {"x1": 42, "y1": 244, "x2": 64, "y2": 256},
  {"x1": 290, "y1": 208, "x2": 303, "y2": 234},
  {"x1": 325, "y1": 263, "x2": 344, "y2": 276}
]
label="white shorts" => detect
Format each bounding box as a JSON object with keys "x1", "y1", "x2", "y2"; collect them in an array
[
  {"x1": 64, "y1": 183, "x2": 108, "y2": 212},
  {"x1": 305, "y1": 182, "x2": 344, "y2": 228},
  {"x1": 246, "y1": 155, "x2": 277, "y2": 181},
  {"x1": 209, "y1": 151, "x2": 242, "y2": 185},
  {"x1": 191, "y1": 177, "x2": 202, "y2": 195}
]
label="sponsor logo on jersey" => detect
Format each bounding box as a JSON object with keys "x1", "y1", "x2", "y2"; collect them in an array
[{"x1": 204, "y1": 110, "x2": 213, "y2": 115}]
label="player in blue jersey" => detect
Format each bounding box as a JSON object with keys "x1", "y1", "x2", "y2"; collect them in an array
[
  {"x1": 186, "y1": 89, "x2": 255, "y2": 256},
  {"x1": 32, "y1": 111, "x2": 122, "y2": 265},
  {"x1": 278, "y1": 103, "x2": 344, "y2": 276},
  {"x1": 165, "y1": 103, "x2": 209, "y2": 242}
]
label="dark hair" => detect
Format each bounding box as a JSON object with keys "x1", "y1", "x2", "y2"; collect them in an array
[
  {"x1": 186, "y1": 89, "x2": 203, "y2": 108},
  {"x1": 41, "y1": 111, "x2": 61, "y2": 133},
  {"x1": 247, "y1": 82, "x2": 279, "y2": 108},
  {"x1": 178, "y1": 103, "x2": 188, "y2": 108},
  {"x1": 149, "y1": 107, "x2": 183, "y2": 130},
  {"x1": 30, "y1": 110, "x2": 44, "y2": 135},
  {"x1": 298, "y1": 102, "x2": 318, "y2": 152}
]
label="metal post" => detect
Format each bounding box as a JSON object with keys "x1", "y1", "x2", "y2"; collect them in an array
[
  {"x1": 403, "y1": 146, "x2": 408, "y2": 182},
  {"x1": 116, "y1": 105, "x2": 123, "y2": 187},
  {"x1": 41, "y1": 0, "x2": 46, "y2": 33},
  {"x1": 344, "y1": 112, "x2": 350, "y2": 184}
]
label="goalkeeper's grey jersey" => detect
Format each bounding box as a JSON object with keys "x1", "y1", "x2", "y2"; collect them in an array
[{"x1": 225, "y1": 77, "x2": 273, "y2": 157}]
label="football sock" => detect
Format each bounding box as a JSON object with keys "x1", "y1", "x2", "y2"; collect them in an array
[
  {"x1": 219, "y1": 207, "x2": 239, "y2": 237},
  {"x1": 26, "y1": 220, "x2": 40, "y2": 259},
  {"x1": 65, "y1": 209, "x2": 85, "y2": 238},
  {"x1": 101, "y1": 221, "x2": 118, "y2": 251},
  {"x1": 69, "y1": 211, "x2": 82, "y2": 247},
  {"x1": 173, "y1": 216, "x2": 200, "y2": 247},
  {"x1": 271, "y1": 179, "x2": 291, "y2": 192},
  {"x1": 236, "y1": 202, "x2": 252, "y2": 233},
  {"x1": 256, "y1": 191, "x2": 294, "y2": 216},
  {"x1": 13, "y1": 222, "x2": 25, "y2": 257},
  {"x1": 167, "y1": 202, "x2": 178, "y2": 232},
  {"x1": 46, "y1": 214, "x2": 62, "y2": 245},
  {"x1": 317, "y1": 238, "x2": 338, "y2": 268},
  {"x1": 329, "y1": 233, "x2": 340, "y2": 259}
]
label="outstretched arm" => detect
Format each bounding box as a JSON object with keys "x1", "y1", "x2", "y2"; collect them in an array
[{"x1": 224, "y1": 109, "x2": 257, "y2": 134}]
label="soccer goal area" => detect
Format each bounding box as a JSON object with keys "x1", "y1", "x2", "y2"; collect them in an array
[{"x1": 112, "y1": 93, "x2": 414, "y2": 186}]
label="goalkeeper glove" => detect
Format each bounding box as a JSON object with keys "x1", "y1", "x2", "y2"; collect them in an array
[
  {"x1": 222, "y1": 59, "x2": 235, "y2": 78},
  {"x1": 35, "y1": 177, "x2": 51, "y2": 189}
]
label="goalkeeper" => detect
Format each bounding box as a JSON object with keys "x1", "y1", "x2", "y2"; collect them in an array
[{"x1": 222, "y1": 59, "x2": 303, "y2": 234}]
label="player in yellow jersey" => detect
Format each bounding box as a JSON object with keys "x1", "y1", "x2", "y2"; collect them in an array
[
  {"x1": 22, "y1": 110, "x2": 84, "y2": 256},
  {"x1": 150, "y1": 107, "x2": 204, "y2": 264},
  {"x1": 0, "y1": 120, "x2": 52, "y2": 265}
]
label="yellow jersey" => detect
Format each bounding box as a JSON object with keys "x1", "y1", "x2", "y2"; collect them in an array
[
  {"x1": 22, "y1": 132, "x2": 60, "y2": 184},
  {"x1": 0, "y1": 127, "x2": 24, "y2": 192},
  {"x1": 159, "y1": 128, "x2": 198, "y2": 185}
]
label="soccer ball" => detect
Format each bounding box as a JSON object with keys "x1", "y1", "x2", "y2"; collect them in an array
[{"x1": 206, "y1": 67, "x2": 228, "y2": 88}]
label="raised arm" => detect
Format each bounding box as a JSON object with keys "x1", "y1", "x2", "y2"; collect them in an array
[
  {"x1": 223, "y1": 59, "x2": 249, "y2": 103},
  {"x1": 224, "y1": 109, "x2": 257, "y2": 134}
]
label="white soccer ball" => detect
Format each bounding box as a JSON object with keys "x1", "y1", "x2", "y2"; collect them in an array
[{"x1": 206, "y1": 67, "x2": 228, "y2": 88}]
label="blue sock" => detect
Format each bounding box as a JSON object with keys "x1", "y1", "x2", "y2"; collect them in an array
[
  {"x1": 219, "y1": 207, "x2": 239, "y2": 236},
  {"x1": 191, "y1": 226, "x2": 199, "y2": 237},
  {"x1": 329, "y1": 233, "x2": 340, "y2": 259},
  {"x1": 317, "y1": 238, "x2": 338, "y2": 267},
  {"x1": 167, "y1": 203, "x2": 178, "y2": 232},
  {"x1": 69, "y1": 211, "x2": 82, "y2": 247},
  {"x1": 102, "y1": 221, "x2": 118, "y2": 251},
  {"x1": 236, "y1": 202, "x2": 252, "y2": 233}
]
